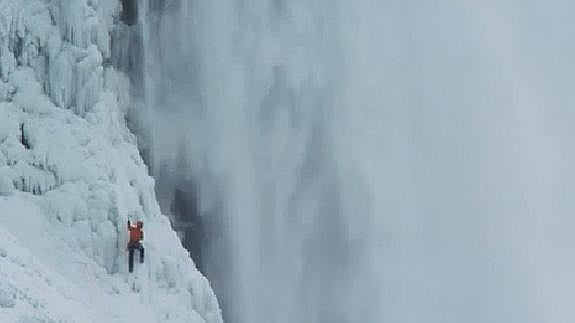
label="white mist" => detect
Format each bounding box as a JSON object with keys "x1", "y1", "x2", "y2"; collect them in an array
[{"x1": 138, "y1": 1, "x2": 575, "y2": 322}]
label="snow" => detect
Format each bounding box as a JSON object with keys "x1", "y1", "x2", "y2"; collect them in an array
[
  {"x1": 0, "y1": 0, "x2": 222, "y2": 322},
  {"x1": 0, "y1": 194, "x2": 219, "y2": 323}
]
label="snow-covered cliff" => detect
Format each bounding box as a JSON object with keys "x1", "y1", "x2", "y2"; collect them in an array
[{"x1": 0, "y1": 1, "x2": 222, "y2": 322}]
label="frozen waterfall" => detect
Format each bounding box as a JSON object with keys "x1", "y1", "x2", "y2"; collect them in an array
[{"x1": 134, "y1": 1, "x2": 575, "y2": 322}]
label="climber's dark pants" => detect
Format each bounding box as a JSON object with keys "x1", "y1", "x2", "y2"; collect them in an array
[{"x1": 128, "y1": 242, "x2": 144, "y2": 273}]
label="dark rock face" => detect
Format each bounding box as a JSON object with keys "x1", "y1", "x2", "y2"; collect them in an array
[
  {"x1": 120, "y1": 0, "x2": 138, "y2": 26},
  {"x1": 171, "y1": 182, "x2": 204, "y2": 268}
]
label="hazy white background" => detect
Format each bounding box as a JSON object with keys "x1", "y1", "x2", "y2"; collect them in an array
[{"x1": 140, "y1": 1, "x2": 575, "y2": 322}]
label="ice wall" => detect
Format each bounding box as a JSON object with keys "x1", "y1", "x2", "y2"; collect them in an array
[
  {"x1": 140, "y1": 1, "x2": 575, "y2": 323},
  {"x1": 0, "y1": 1, "x2": 222, "y2": 322}
]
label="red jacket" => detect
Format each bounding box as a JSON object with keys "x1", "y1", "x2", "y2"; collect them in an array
[{"x1": 128, "y1": 221, "x2": 143, "y2": 246}]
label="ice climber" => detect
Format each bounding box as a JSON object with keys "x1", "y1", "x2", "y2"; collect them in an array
[{"x1": 127, "y1": 220, "x2": 145, "y2": 273}]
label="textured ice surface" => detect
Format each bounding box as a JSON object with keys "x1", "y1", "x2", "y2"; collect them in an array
[{"x1": 0, "y1": 1, "x2": 222, "y2": 322}]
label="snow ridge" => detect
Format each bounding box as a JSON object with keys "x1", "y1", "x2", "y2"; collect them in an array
[{"x1": 0, "y1": 1, "x2": 222, "y2": 322}]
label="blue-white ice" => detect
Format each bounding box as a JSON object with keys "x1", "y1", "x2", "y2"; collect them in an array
[{"x1": 0, "y1": 1, "x2": 222, "y2": 322}]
